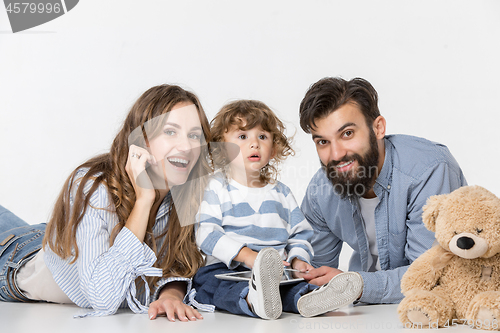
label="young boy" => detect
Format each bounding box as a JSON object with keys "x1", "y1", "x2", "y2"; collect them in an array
[{"x1": 192, "y1": 100, "x2": 362, "y2": 319}]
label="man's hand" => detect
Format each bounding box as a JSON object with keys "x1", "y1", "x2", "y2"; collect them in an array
[
  {"x1": 148, "y1": 282, "x2": 203, "y2": 322},
  {"x1": 302, "y1": 266, "x2": 344, "y2": 286}
]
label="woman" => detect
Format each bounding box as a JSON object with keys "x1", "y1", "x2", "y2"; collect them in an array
[{"x1": 0, "y1": 84, "x2": 212, "y2": 321}]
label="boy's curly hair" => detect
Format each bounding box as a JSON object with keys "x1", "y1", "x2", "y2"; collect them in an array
[{"x1": 210, "y1": 100, "x2": 294, "y2": 184}]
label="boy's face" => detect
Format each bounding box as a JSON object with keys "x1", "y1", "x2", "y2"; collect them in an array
[{"x1": 223, "y1": 123, "x2": 275, "y2": 182}]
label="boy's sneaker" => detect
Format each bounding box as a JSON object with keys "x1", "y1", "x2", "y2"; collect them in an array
[
  {"x1": 297, "y1": 272, "x2": 363, "y2": 318},
  {"x1": 247, "y1": 247, "x2": 283, "y2": 320}
]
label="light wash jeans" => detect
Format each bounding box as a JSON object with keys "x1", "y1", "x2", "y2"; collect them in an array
[{"x1": 0, "y1": 205, "x2": 45, "y2": 302}]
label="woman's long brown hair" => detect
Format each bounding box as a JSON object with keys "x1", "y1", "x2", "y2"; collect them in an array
[{"x1": 43, "y1": 85, "x2": 211, "y2": 286}]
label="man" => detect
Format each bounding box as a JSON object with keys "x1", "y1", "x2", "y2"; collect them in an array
[{"x1": 299, "y1": 77, "x2": 466, "y2": 304}]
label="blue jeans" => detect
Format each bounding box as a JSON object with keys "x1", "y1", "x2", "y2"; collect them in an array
[
  {"x1": 0, "y1": 205, "x2": 46, "y2": 302},
  {"x1": 192, "y1": 262, "x2": 316, "y2": 317}
]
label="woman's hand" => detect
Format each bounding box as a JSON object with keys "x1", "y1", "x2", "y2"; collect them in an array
[
  {"x1": 148, "y1": 282, "x2": 203, "y2": 322},
  {"x1": 125, "y1": 144, "x2": 158, "y2": 205},
  {"x1": 124, "y1": 144, "x2": 159, "y2": 241}
]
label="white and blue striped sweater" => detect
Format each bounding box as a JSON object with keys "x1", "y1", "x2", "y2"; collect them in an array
[{"x1": 196, "y1": 173, "x2": 314, "y2": 269}]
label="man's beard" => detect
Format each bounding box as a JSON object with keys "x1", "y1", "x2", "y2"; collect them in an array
[{"x1": 321, "y1": 129, "x2": 380, "y2": 199}]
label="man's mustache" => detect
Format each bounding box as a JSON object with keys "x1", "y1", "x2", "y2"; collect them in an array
[{"x1": 325, "y1": 154, "x2": 362, "y2": 170}]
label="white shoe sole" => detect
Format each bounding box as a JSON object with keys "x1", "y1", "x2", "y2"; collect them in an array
[
  {"x1": 250, "y1": 248, "x2": 283, "y2": 320},
  {"x1": 297, "y1": 272, "x2": 363, "y2": 318}
]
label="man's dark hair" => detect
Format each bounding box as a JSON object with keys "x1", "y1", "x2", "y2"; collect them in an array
[{"x1": 299, "y1": 77, "x2": 380, "y2": 133}]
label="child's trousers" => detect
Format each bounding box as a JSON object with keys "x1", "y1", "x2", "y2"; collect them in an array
[{"x1": 192, "y1": 262, "x2": 317, "y2": 317}]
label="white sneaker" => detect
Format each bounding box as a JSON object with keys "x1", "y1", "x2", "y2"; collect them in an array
[
  {"x1": 297, "y1": 272, "x2": 363, "y2": 318},
  {"x1": 246, "y1": 247, "x2": 283, "y2": 320}
]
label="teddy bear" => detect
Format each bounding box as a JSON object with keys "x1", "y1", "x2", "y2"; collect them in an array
[{"x1": 398, "y1": 185, "x2": 500, "y2": 330}]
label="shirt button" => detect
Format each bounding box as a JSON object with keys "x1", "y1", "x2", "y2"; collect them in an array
[{"x1": 387, "y1": 185, "x2": 391, "y2": 189}]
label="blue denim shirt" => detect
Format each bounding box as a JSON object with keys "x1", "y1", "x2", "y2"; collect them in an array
[{"x1": 301, "y1": 134, "x2": 467, "y2": 304}]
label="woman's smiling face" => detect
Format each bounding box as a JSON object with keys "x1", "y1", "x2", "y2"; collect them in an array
[{"x1": 146, "y1": 102, "x2": 203, "y2": 188}]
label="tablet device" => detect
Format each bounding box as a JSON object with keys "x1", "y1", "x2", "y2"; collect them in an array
[{"x1": 215, "y1": 269, "x2": 305, "y2": 285}]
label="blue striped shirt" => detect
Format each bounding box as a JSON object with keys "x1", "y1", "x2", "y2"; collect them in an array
[
  {"x1": 43, "y1": 169, "x2": 206, "y2": 317},
  {"x1": 301, "y1": 135, "x2": 467, "y2": 304},
  {"x1": 196, "y1": 173, "x2": 314, "y2": 268}
]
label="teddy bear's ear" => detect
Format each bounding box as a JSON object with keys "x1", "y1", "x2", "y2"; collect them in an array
[{"x1": 422, "y1": 194, "x2": 446, "y2": 232}]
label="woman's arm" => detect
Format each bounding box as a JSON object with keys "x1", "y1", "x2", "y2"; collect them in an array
[
  {"x1": 75, "y1": 187, "x2": 162, "y2": 314},
  {"x1": 67, "y1": 167, "x2": 162, "y2": 315},
  {"x1": 124, "y1": 144, "x2": 158, "y2": 242}
]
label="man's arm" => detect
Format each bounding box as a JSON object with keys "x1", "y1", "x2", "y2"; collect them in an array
[
  {"x1": 300, "y1": 185, "x2": 343, "y2": 269},
  {"x1": 358, "y1": 161, "x2": 466, "y2": 304}
]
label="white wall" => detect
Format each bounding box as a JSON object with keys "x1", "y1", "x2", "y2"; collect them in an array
[{"x1": 1, "y1": 1, "x2": 500, "y2": 269}]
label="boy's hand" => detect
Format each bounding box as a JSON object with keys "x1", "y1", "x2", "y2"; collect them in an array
[
  {"x1": 291, "y1": 258, "x2": 314, "y2": 273},
  {"x1": 234, "y1": 247, "x2": 258, "y2": 269},
  {"x1": 236, "y1": 247, "x2": 291, "y2": 269}
]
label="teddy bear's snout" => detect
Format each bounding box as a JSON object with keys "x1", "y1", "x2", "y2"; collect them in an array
[
  {"x1": 456, "y1": 236, "x2": 475, "y2": 250},
  {"x1": 449, "y1": 232, "x2": 489, "y2": 259}
]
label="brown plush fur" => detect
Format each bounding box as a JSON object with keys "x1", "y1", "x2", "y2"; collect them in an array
[{"x1": 398, "y1": 186, "x2": 500, "y2": 330}]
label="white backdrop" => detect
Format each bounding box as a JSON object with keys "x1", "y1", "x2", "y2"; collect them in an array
[{"x1": 1, "y1": 1, "x2": 500, "y2": 269}]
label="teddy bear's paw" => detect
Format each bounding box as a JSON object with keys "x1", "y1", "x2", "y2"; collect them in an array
[
  {"x1": 472, "y1": 308, "x2": 500, "y2": 330},
  {"x1": 477, "y1": 307, "x2": 496, "y2": 321},
  {"x1": 467, "y1": 293, "x2": 500, "y2": 330},
  {"x1": 407, "y1": 308, "x2": 432, "y2": 327}
]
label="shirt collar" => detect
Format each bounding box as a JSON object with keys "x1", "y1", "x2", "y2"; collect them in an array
[
  {"x1": 155, "y1": 191, "x2": 172, "y2": 221},
  {"x1": 373, "y1": 137, "x2": 393, "y2": 194}
]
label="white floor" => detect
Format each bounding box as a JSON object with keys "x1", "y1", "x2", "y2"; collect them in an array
[{"x1": 0, "y1": 302, "x2": 479, "y2": 333}]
